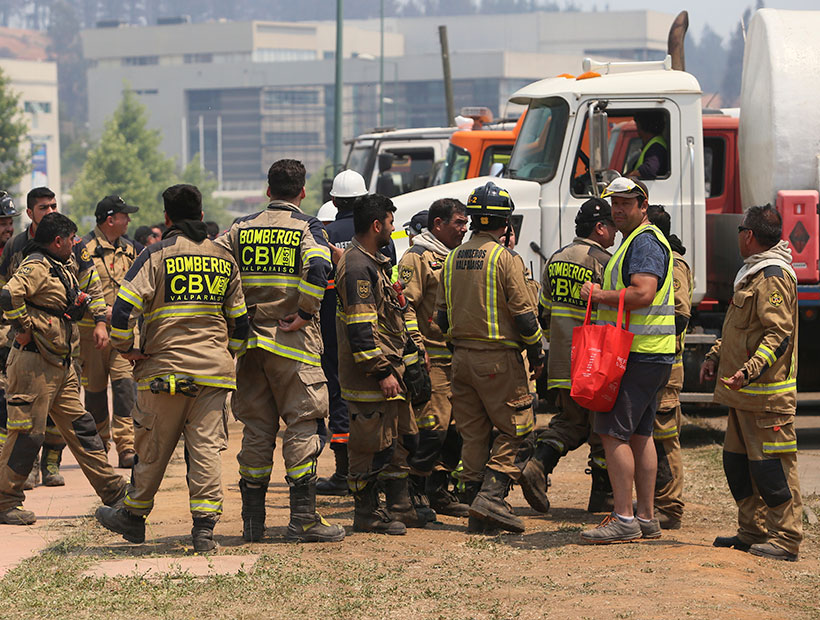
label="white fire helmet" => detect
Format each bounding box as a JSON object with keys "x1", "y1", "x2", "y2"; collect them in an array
[{"x1": 316, "y1": 201, "x2": 338, "y2": 223}]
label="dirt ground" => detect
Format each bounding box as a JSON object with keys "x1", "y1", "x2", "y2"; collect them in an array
[{"x1": 5, "y1": 410, "x2": 810, "y2": 620}]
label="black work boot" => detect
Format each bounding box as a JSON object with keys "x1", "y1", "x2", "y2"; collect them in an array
[
  {"x1": 95, "y1": 506, "x2": 146, "y2": 543},
  {"x1": 239, "y1": 478, "x2": 267, "y2": 542},
  {"x1": 383, "y1": 476, "x2": 427, "y2": 528},
  {"x1": 586, "y1": 466, "x2": 615, "y2": 513},
  {"x1": 23, "y1": 455, "x2": 39, "y2": 490},
  {"x1": 286, "y1": 475, "x2": 345, "y2": 543},
  {"x1": 408, "y1": 474, "x2": 437, "y2": 523},
  {"x1": 353, "y1": 479, "x2": 406, "y2": 535},
  {"x1": 469, "y1": 469, "x2": 524, "y2": 533},
  {"x1": 192, "y1": 516, "x2": 218, "y2": 552},
  {"x1": 317, "y1": 444, "x2": 349, "y2": 496},
  {"x1": 426, "y1": 470, "x2": 469, "y2": 517},
  {"x1": 41, "y1": 447, "x2": 65, "y2": 487},
  {"x1": 460, "y1": 480, "x2": 496, "y2": 534},
  {"x1": 519, "y1": 442, "x2": 561, "y2": 514}
]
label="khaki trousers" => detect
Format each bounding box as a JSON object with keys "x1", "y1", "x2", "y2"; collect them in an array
[
  {"x1": 654, "y1": 404, "x2": 684, "y2": 520},
  {"x1": 538, "y1": 389, "x2": 606, "y2": 468},
  {"x1": 232, "y1": 348, "x2": 326, "y2": 484},
  {"x1": 80, "y1": 335, "x2": 135, "y2": 454},
  {"x1": 452, "y1": 347, "x2": 533, "y2": 482},
  {"x1": 0, "y1": 348, "x2": 125, "y2": 511},
  {"x1": 723, "y1": 407, "x2": 802, "y2": 555},
  {"x1": 124, "y1": 386, "x2": 228, "y2": 518}
]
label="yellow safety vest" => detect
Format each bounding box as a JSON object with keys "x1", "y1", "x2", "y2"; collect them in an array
[
  {"x1": 597, "y1": 223, "x2": 675, "y2": 355},
  {"x1": 633, "y1": 135, "x2": 668, "y2": 172}
]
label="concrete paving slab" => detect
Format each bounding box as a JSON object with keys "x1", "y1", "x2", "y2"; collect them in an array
[
  {"x1": 82, "y1": 553, "x2": 259, "y2": 579},
  {"x1": 0, "y1": 448, "x2": 129, "y2": 578}
]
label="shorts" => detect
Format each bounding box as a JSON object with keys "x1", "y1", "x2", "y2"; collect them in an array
[{"x1": 593, "y1": 360, "x2": 671, "y2": 442}]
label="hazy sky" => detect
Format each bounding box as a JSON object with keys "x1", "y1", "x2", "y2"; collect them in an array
[{"x1": 574, "y1": 1, "x2": 818, "y2": 41}]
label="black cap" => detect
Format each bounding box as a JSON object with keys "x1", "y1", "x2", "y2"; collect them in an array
[
  {"x1": 575, "y1": 197, "x2": 612, "y2": 225},
  {"x1": 95, "y1": 195, "x2": 139, "y2": 220},
  {"x1": 404, "y1": 210, "x2": 429, "y2": 235}
]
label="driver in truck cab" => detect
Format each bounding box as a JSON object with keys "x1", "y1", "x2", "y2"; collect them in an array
[{"x1": 627, "y1": 110, "x2": 668, "y2": 181}]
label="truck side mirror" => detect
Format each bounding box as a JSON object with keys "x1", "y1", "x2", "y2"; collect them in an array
[
  {"x1": 378, "y1": 152, "x2": 395, "y2": 172},
  {"x1": 321, "y1": 178, "x2": 333, "y2": 204},
  {"x1": 489, "y1": 162, "x2": 504, "y2": 177},
  {"x1": 589, "y1": 109, "x2": 609, "y2": 172}
]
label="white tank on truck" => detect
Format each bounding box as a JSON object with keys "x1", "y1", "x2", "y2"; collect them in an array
[{"x1": 739, "y1": 9, "x2": 820, "y2": 208}]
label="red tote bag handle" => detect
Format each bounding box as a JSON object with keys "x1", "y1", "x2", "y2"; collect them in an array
[{"x1": 584, "y1": 284, "x2": 630, "y2": 330}]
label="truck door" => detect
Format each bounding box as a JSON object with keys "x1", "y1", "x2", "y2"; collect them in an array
[{"x1": 559, "y1": 99, "x2": 683, "y2": 249}]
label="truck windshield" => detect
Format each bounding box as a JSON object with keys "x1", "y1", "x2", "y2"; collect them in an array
[
  {"x1": 346, "y1": 141, "x2": 375, "y2": 186},
  {"x1": 508, "y1": 98, "x2": 569, "y2": 182},
  {"x1": 438, "y1": 144, "x2": 470, "y2": 185}
]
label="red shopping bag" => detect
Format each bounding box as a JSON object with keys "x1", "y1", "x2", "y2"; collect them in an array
[{"x1": 570, "y1": 285, "x2": 633, "y2": 412}]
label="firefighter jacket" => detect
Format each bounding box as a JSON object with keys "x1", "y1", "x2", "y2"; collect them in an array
[
  {"x1": 706, "y1": 264, "x2": 797, "y2": 413},
  {"x1": 0, "y1": 228, "x2": 106, "y2": 353},
  {"x1": 538, "y1": 237, "x2": 611, "y2": 390},
  {"x1": 436, "y1": 231, "x2": 542, "y2": 353},
  {"x1": 0, "y1": 248, "x2": 85, "y2": 367},
  {"x1": 214, "y1": 200, "x2": 331, "y2": 367},
  {"x1": 110, "y1": 226, "x2": 249, "y2": 392},
  {"x1": 336, "y1": 237, "x2": 407, "y2": 403},
  {"x1": 78, "y1": 226, "x2": 138, "y2": 332},
  {"x1": 659, "y1": 250, "x2": 693, "y2": 402},
  {"x1": 398, "y1": 231, "x2": 450, "y2": 364}
]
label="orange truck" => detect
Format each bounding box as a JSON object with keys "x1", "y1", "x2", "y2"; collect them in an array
[{"x1": 432, "y1": 113, "x2": 525, "y2": 186}]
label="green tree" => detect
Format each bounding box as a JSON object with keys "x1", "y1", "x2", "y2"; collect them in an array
[
  {"x1": 0, "y1": 67, "x2": 30, "y2": 192},
  {"x1": 178, "y1": 154, "x2": 229, "y2": 228},
  {"x1": 69, "y1": 88, "x2": 177, "y2": 228},
  {"x1": 300, "y1": 162, "x2": 332, "y2": 216}
]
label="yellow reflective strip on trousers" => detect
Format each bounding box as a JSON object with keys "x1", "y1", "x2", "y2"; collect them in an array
[
  {"x1": 762, "y1": 441, "x2": 797, "y2": 454},
  {"x1": 190, "y1": 500, "x2": 223, "y2": 513},
  {"x1": 286, "y1": 460, "x2": 316, "y2": 479},
  {"x1": 653, "y1": 427, "x2": 678, "y2": 440},
  {"x1": 515, "y1": 419, "x2": 534, "y2": 436},
  {"x1": 239, "y1": 464, "x2": 273, "y2": 479},
  {"x1": 244, "y1": 336, "x2": 322, "y2": 366},
  {"x1": 547, "y1": 378, "x2": 571, "y2": 390},
  {"x1": 124, "y1": 494, "x2": 152, "y2": 509}
]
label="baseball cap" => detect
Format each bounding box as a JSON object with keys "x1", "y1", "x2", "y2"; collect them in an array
[
  {"x1": 575, "y1": 197, "x2": 612, "y2": 225},
  {"x1": 95, "y1": 195, "x2": 139, "y2": 220},
  {"x1": 404, "y1": 210, "x2": 428, "y2": 236},
  {"x1": 601, "y1": 177, "x2": 649, "y2": 200}
]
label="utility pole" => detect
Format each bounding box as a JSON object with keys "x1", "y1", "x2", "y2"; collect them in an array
[
  {"x1": 379, "y1": 0, "x2": 384, "y2": 127},
  {"x1": 334, "y1": 0, "x2": 344, "y2": 169},
  {"x1": 439, "y1": 25, "x2": 455, "y2": 127}
]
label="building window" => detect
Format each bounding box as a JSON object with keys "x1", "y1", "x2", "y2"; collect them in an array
[
  {"x1": 252, "y1": 48, "x2": 317, "y2": 63},
  {"x1": 24, "y1": 101, "x2": 51, "y2": 114},
  {"x1": 263, "y1": 90, "x2": 320, "y2": 108},
  {"x1": 264, "y1": 131, "x2": 320, "y2": 146},
  {"x1": 122, "y1": 56, "x2": 159, "y2": 66},
  {"x1": 184, "y1": 53, "x2": 213, "y2": 64},
  {"x1": 132, "y1": 89, "x2": 159, "y2": 95},
  {"x1": 189, "y1": 90, "x2": 220, "y2": 112}
]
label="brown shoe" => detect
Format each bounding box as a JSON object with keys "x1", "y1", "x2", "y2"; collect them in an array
[
  {"x1": 749, "y1": 542, "x2": 798, "y2": 562},
  {"x1": 118, "y1": 450, "x2": 136, "y2": 469}
]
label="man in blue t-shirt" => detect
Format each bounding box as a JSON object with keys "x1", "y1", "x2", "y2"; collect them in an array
[{"x1": 579, "y1": 177, "x2": 674, "y2": 544}]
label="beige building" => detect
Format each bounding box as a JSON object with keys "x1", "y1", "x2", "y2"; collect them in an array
[{"x1": 0, "y1": 27, "x2": 60, "y2": 209}]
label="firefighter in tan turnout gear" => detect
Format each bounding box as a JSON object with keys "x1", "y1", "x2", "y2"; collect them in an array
[
  {"x1": 215, "y1": 159, "x2": 345, "y2": 544},
  {"x1": 518, "y1": 198, "x2": 617, "y2": 515},
  {"x1": 0, "y1": 213, "x2": 127, "y2": 525},
  {"x1": 336, "y1": 194, "x2": 426, "y2": 536},
  {"x1": 436, "y1": 181, "x2": 544, "y2": 533},
  {"x1": 80, "y1": 195, "x2": 140, "y2": 469},
  {"x1": 703, "y1": 204, "x2": 802, "y2": 562},
  {"x1": 398, "y1": 200, "x2": 470, "y2": 517},
  {"x1": 647, "y1": 205, "x2": 692, "y2": 530},
  {"x1": 95, "y1": 185, "x2": 249, "y2": 552},
  {"x1": 0, "y1": 190, "x2": 22, "y2": 455},
  {"x1": 0, "y1": 187, "x2": 109, "y2": 488}
]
